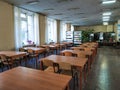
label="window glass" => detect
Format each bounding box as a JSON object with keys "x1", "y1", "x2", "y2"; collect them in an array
[
  {"x1": 71, "y1": 25, "x2": 74, "y2": 31},
  {"x1": 46, "y1": 18, "x2": 57, "y2": 43},
  {"x1": 60, "y1": 22, "x2": 67, "y2": 42},
  {"x1": 21, "y1": 20, "x2": 27, "y2": 44},
  {"x1": 20, "y1": 13, "x2": 34, "y2": 44}
]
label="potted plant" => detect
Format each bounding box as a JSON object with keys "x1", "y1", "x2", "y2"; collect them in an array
[{"x1": 82, "y1": 29, "x2": 94, "y2": 43}]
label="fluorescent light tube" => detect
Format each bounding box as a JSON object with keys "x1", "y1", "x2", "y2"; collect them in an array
[
  {"x1": 102, "y1": 16, "x2": 110, "y2": 19},
  {"x1": 102, "y1": 0, "x2": 116, "y2": 4},
  {"x1": 103, "y1": 18, "x2": 110, "y2": 21},
  {"x1": 103, "y1": 22, "x2": 108, "y2": 25},
  {"x1": 27, "y1": 1, "x2": 39, "y2": 5},
  {"x1": 103, "y1": 12, "x2": 112, "y2": 16}
]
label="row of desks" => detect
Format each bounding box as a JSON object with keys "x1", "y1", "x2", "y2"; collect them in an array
[
  {"x1": 0, "y1": 42, "x2": 98, "y2": 90},
  {"x1": 0, "y1": 54, "x2": 88, "y2": 90}
]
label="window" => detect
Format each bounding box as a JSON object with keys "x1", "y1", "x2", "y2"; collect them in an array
[
  {"x1": 60, "y1": 22, "x2": 67, "y2": 42},
  {"x1": 20, "y1": 13, "x2": 34, "y2": 44},
  {"x1": 46, "y1": 18, "x2": 57, "y2": 43},
  {"x1": 14, "y1": 7, "x2": 39, "y2": 50}
]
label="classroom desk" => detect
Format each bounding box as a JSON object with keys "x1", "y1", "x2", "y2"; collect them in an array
[
  {"x1": 0, "y1": 51, "x2": 26, "y2": 58},
  {"x1": 71, "y1": 46, "x2": 96, "y2": 58},
  {"x1": 41, "y1": 45, "x2": 58, "y2": 54},
  {"x1": 0, "y1": 67, "x2": 71, "y2": 90},
  {"x1": 23, "y1": 47, "x2": 46, "y2": 54},
  {"x1": 41, "y1": 55, "x2": 88, "y2": 90},
  {"x1": 0, "y1": 51, "x2": 27, "y2": 66},
  {"x1": 60, "y1": 50, "x2": 93, "y2": 73}
]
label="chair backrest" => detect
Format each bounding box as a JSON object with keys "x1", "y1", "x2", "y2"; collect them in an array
[
  {"x1": 84, "y1": 48, "x2": 92, "y2": 51},
  {"x1": 59, "y1": 62, "x2": 71, "y2": 70},
  {"x1": 73, "y1": 48, "x2": 84, "y2": 51},
  {"x1": 27, "y1": 49, "x2": 34, "y2": 54},
  {"x1": 19, "y1": 48, "x2": 25, "y2": 52},
  {"x1": 0, "y1": 54, "x2": 7, "y2": 62},
  {"x1": 76, "y1": 52, "x2": 86, "y2": 58},
  {"x1": 42, "y1": 59, "x2": 53, "y2": 67},
  {"x1": 62, "y1": 51, "x2": 73, "y2": 56}
]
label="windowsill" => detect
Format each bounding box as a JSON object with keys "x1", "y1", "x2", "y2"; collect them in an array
[{"x1": 23, "y1": 44, "x2": 36, "y2": 47}]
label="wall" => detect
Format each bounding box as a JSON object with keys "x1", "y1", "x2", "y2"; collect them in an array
[
  {"x1": 0, "y1": 1, "x2": 15, "y2": 50},
  {"x1": 117, "y1": 20, "x2": 120, "y2": 41},
  {"x1": 74, "y1": 24, "x2": 117, "y2": 40},
  {"x1": 39, "y1": 14, "x2": 46, "y2": 45},
  {"x1": 57, "y1": 20, "x2": 60, "y2": 43},
  {"x1": 74, "y1": 24, "x2": 117, "y2": 32},
  {"x1": 66, "y1": 23, "x2": 71, "y2": 31},
  {"x1": 113, "y1": 23, "x2": 117, "y2": 41},
  {"x1": 74, "y1": 25, "x2": 115, "y2": 32}
]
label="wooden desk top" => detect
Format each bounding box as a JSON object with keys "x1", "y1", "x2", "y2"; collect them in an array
[
  {"x1": 0, "y1": 51, "x2": 26, "y2": 57},
  {"x1": 62, "y1": 42, "x2": 73, "y2": 45},
  {"x1": 0, "y1": 67, "x2": 71, "y2": 90},
  {"x1": 23, "y1": 47, "x2": 46, "y2": 53},
  {"x1": 61, "y1": 50, "x2": 92, "y2": 56},
  {"x1": 71, "y1": 46, "x2": 95, "y2": 50},
  {"x1": 43, "y1": 55, "x2": 87, "y2": 69},
  {"x1": 41, "y1": 45, "x2": 57, "y2": 48},
  {"x1": 24, "y1": 47, "x2": 45, "y2": 50}
]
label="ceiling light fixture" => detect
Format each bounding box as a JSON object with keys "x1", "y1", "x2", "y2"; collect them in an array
[
  {"x1": 103, "y1": 12, "x2": 112, "y2": 16},
  {"x1": 68, "y1": 7, "x2": 80, "y2": 11},
  {"x1": 103, "y1": 22, "x2": 108, "y2": 25},
  {"x1": 27, "y1": 0, "x2": 39, "y2": 5},
  {"x1": 44, "y1": 8, "x2": 54, "y2": 11},
  {"x1": 54, "y1": 13, "x2": 63, "y2": 15},
  {"x1": 102, "y1": 16, "x2": 110, "y2": 19},
  {"x1": 102, "y1": 0, "x2": 116, "y2": 4},
  {"x1": 103, "y1": 18, "x2": 110, "y2": 21}
]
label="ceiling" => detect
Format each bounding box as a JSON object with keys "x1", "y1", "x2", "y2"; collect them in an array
[{"x1": 3, "y1": 0, "x2": 120, "y2": 26}]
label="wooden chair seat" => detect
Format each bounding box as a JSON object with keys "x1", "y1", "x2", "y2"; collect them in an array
[
  {"x1": 41, "y1": 59, "x2": 59, "y2": 73},
  {"x1": 61, "y1": 51, "x2": 73, "y2": 56},
  {"x1": 76, "y1": 52, "x2": 87, "y2": 58},
  {"x1": 44, "y1": 66, "x2": 58, "y2": 73}
]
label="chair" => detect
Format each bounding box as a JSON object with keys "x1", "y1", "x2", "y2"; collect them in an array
[
  {"x1": 27, "y1": 49, "x2": 39, "y2": 68},
  {"x1": 76, "y1": 52, "x2": 88, "y2": 74},
  {"x1": 0, "y1": 54, "x2": 13, "y2": 70},
  {"x1": 61, "y1": 51, "x2": 73, "y2": 56},
  {"x1": 19, "y1": 48, "x2": 25, "y2": 52},
  {"x1": 84, "y1": 47, "x2": 92, "y2": 51},
  {"x1": 73, "y1": 48, "x2": 84, "y2": 51},
  {"x1": 58, "y1": 62, "x2": 78, "y2": 90},
  {"x1": 41, "y1": 45, "x2": 54, "y2": 55},
  {"x1": 19, "y1": 48, "x2": 28, "y2": 66},
  {"x1": 0, "y1": 59, "x2": 4, "y2": 72},
  {"x1": 41, "y1": 59, "x2": 59, "y2": 73},
  {"x1": 76, "y1": 52, "x2": 87, "y2": 58}
]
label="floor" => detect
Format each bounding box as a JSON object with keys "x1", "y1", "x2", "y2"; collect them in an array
[{"x1": 83, "y1": 46, "x2": 120, "y2": 90}]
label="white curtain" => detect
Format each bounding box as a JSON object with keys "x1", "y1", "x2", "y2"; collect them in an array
[
  {"x1": 14, "y1": 7, "x2": 40, "y2": 50},
  {"x1": 14, "y1": 7, "x2": 22, "y2": 50},
  {"x1": 34, "y1": 13, "x2": 40, "y2": 45},
  {"x1": 46, "y1": 18, "x2": 57, "y2": 44},
  {"x1": 60, "y1": 22, "x2": 67, "y2": 42},
  {"x1": 45, "y1": 18, "x2": 49, "y2": 43}
]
